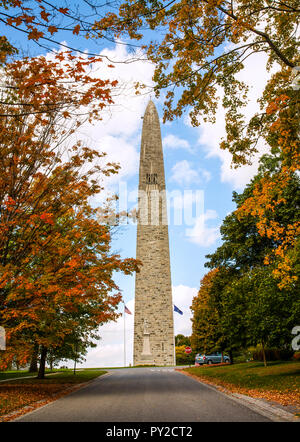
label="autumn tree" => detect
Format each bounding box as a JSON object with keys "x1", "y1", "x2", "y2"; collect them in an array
[
  {"x1": 190, "y1": 269, "x2": 220, "y2": 353},
  {"x1": 191, "y1": 267, "x2": 245, "y2": 362},
  {"x1": 0, "y1": 0, "x2": 128, "y2": 123},
  {"x1": 0, "y1": 0, "x2": 129, "y2": 59},
  {"x1": 96, "y1": 1, "x2": 298, "y2": 128},
  {"x1": 192, "y1": 266, "x2": 299, "y2": 366},
  {"x1": 0, "y1": 54, "x2": 139, "y2": 377},
  {"x1": 206, "y1": 153, "x2": 300, "y2": 286}
]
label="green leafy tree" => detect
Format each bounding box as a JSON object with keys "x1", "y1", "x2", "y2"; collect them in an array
[
  {"x1": 175, "y1": 334, "x2": 191, "y2": 347},
  {"x1": 243, "y1": 265, "x2": 300, "y2": 366},
  {"x1": 202, "y1": 160, "x2": 300, "y2": 365}
]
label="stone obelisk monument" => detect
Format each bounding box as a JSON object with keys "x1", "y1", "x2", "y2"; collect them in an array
[{"x1": 133, "y1": 100, "x2": 175, "y2": 366}]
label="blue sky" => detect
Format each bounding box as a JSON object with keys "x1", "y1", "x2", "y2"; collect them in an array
[{"x1": 2, "y1": 9, "x2": 272, "y2": 366}]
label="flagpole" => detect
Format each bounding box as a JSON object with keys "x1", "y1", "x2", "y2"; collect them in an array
[
  {"x1": 173, "y1": 304, "x2": 176, "y2": 367},
  {"x1": 123, "y1": 302, "x2": 126, "y2": 367}
]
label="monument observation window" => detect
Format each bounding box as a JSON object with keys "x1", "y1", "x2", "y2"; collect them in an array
[{"x1": 146, "y1": 173, "x2": 158, "y2": 184}]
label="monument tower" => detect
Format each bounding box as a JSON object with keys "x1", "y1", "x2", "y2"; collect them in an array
[{"x1": 133, "y1": 100, "x2": 175, "y2": 366}]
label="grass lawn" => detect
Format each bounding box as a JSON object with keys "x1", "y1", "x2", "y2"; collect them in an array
[
  {"x1": 0, "y1": 369, "x2": 66, "y2": 381},
  {"x1": 0, "y1": 369, "x2": 106, "y2": 420},
  {"x1": 182, "y1": 361, "x2": 300, "y2": 407}
]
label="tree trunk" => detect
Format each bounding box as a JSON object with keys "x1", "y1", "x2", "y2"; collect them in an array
[
  {"x1": 229, "y1": 350, "x2": 234, "y2": 364},
  {"x1": 29, "y1": 344, "x2": 39, "y2": 372},
  {"x1": 221, "y1": 351, "x2": 224, "y2": 363},
  {"x1": 261, "y1": 340, "x2": 267, "y2": 367},
  {"x1": 73, "y1": 342, "x2": 78, "y2": 375},
  {"x1": 49, "y1": 352, "x2": 53, "y2": 371},
  {"x1": 37, "y1": 346, "x2": 48, "y2": 379}
]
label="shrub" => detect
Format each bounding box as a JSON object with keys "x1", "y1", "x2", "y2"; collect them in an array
[{"x1": 252, "y1": 347, "x2": 294, "y2": 361}]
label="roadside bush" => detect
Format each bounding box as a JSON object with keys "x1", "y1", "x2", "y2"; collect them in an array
[
  {"x1": 252, "y1": 347, "x2": 294, "y2": 361},
  {"x1": 234, "y1": 349, "x2": 253, "y2": 363},
  {"x1": 175, "y1": 346, "x2": 195, "y2": 365}
]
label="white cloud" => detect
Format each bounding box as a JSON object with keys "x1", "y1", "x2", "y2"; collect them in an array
[
  {"x1": 170, "y1": 160, "x2": 211, "y2": 186},
  {"x1": 98, "y1": 135, "x2": 139, "y2": 185},
  {"x1": 54, "y1": 43, "x2": 155, "y2": 199},
  {"x1": 79, "y1": 298, "x2": 135, "y2": 368},
  {"x1": 169, "y1": 189, "x2": 203, "y2": 210},
  {"x1": 186, "y1": 209, "x2": 220, "y2": 247},
  {"x1": 163, "y1": 134, "x2": 191, "y2": 151},
  {"x1": 200, "y1": 168, "x2": 212, "y2": 182},
  {"x1": 170, "y1": 160, "x2": 199, "y2": 185},
  {"x1": 173, "y1": 285, "x2": 198, "y2": 337}
]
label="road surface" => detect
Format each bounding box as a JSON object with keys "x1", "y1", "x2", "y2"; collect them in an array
[{"x1": 16, "y1": 367, "x2": 271, "y2": 422}]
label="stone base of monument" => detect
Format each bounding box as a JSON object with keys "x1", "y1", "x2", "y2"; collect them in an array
[{"x1": 135, "y1": 357, "x2": 155, "y2": 366}]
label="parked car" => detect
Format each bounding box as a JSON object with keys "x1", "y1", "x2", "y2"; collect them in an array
[{"x1": 195, "y1": 352, "x2": 230, "y2": 365}]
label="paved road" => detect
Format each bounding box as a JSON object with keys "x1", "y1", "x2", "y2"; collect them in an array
[{"x1": 16, "y1": 367, "x2": 270, "y2": 422}]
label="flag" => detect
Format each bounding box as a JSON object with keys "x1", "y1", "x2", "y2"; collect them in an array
[
  {"x1": 174, "y1": 305, "x2": 183, "y2": 315},
  {"x1": 124, "y1": 305, "x2": 132, "y2": 315}
]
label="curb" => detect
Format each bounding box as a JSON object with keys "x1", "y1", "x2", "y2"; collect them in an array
[
  {"x1": 229, "y1": 392, "x2": 299, "y2": 422},
  {"x1": 177, "y1": 370, "x2": 300, "y2": 422}
]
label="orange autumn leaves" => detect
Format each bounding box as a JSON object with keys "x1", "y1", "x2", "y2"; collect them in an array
[
  {"x1": 40, "y1": 213, "x2": 54, "y2": 225},
  {"x1": 237, "y1": 85, "x2": 299, "y2": 289},
  {"x1": 3, "y1": 1, "x2": 74, "y2": 46},
  {"x1": 0, "y1": 48, "x2": 138, "y2": 369},
  {"x1": 237, "y1": 171, "x2": 300, "y2": 289},
  {"x1": 0, "y1": 382, "x2": 79, "y2": 420},
  {"x1": 190, "y1": 269, "x2": 219, "y2": 352},
  {"x1": 2, "y1": 53, "x2": 116, "y2": 121}
]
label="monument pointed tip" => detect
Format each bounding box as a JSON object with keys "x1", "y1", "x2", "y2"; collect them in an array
[
  {"x1": 143, "y1": 99, "x2": 159, "y2": 120},
  {"x1": 146, "y1": 99, "x2": 155, "y2": 108}
]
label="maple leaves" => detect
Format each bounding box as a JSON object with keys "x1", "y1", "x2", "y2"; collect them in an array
[
  {"x1": 234, "y1": 68, "x2": 300, "y2": 288},
  {"x1": 1, "y1": 52, "x2": 116, "y2": 122},
  {"x1": 93, "y1": 0, "x2": 299, "y2": 127},
  {"x1": 73, "y1": 24, "x2": 80, "y2": 35},
  {"x1": 40, "y1": 213, "x2": 54, "y2": 225},
  {"x1": 1, "y1": 1, "x2": 70, "y2": 45},
  {"x1": 0, "y1": 35, "x2": 137, "y2": 375},
  {"x1": 0, "y1": 0, "x2": 124, "y2": 59}
]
